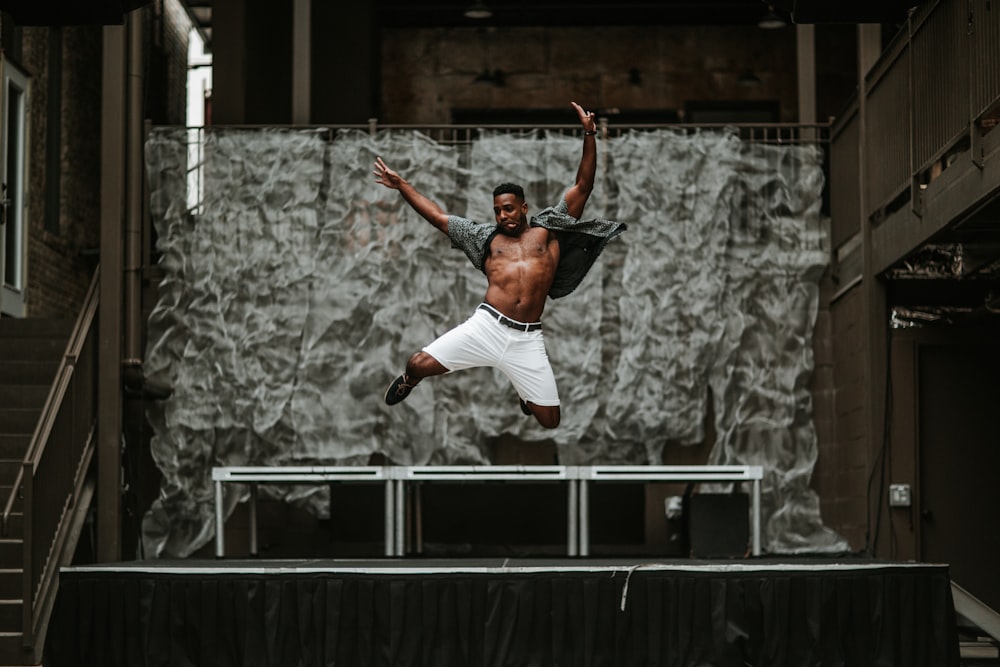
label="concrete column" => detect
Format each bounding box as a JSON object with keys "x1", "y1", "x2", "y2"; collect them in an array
[
  {"x1": 311, "y1": 0, "x2": 379, "y2": 123},
  {"x1": 211, "y1": 0, "x2": 246, "y2": 124},
  {"x1": 98, "y1": 23, "x2": 126, "y2": 562},
  {"x1": 213, "y1": 0, "x2": 293, "y2": 124},
  {"x1": 796, "y1": 24, "x2": 816, "y2": 126},
  {"x1": 856, "y1": 23, "x2": 889, "y2": 555},
  {"x1": 292, "y1": 0, "x2": 311, "y2": 124}
]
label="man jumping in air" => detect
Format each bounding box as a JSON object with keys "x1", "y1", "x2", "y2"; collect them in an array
[{"x1": 374, "y1": 102, "x2": 625, "y2": 429}]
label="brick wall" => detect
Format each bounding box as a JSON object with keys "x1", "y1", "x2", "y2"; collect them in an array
[
  {"x1": 382, "y1": 24, "x2": 804, "y2": 124},
  {"x1": 18, "y1": 1, "x2": 191, "y2": 320},
  {"x1": 20, "y1": 26, "x2": 102, "y2": 319},
  {"x1": 819, "y1": 284, "x2": 869, "y2": 550}
]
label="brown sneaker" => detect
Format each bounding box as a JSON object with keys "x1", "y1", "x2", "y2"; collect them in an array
[{"x1": 385, "y1": 374, "x2": 416, "y2": 405}]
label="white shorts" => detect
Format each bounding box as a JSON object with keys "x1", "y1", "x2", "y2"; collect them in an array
[{"x1": 422, "y1": 305, "x2": 560, "y2": 406}]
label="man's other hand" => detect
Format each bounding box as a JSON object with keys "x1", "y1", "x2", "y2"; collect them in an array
[{"x1": 374, "y1": 157, "x2": 403, "y2": 190}]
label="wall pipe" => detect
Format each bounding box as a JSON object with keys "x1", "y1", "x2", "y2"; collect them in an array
[{"x1": 124, "y1": 7, "x2": 144, "y2": 369}]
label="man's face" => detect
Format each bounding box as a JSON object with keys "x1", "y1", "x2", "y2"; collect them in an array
[{"x1": 493, "y1": 193, "x2": 528, "y2": 235}]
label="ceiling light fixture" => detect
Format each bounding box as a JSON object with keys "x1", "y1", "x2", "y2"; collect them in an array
[
  {"x1": 465, "y1": 1, "x2": 493, "y2": 19},
  {"x1": 758, "y1": 4, "x2": 787, "y2": 29},
  {"x1": 738, "y1": 69, "x2": 762, "y2": 87},
  {"x1": 473, "y1": 67, "x2": 505, "y2": 86}
]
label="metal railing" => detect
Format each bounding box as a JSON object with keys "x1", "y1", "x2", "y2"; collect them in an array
[
  {"x1": 179, "y1": 120, "x2": 832, "y2": 145},
  {"x1": 2, "y1": 267, "x2": 99, "y2": 652},
  {"x1": 831, "y1": 0, "x2": 1000, "y2": 240}
]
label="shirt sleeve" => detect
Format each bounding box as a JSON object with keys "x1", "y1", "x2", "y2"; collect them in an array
[{"x1": 446, "y1": 215, "x2": 495, "y2": 272}]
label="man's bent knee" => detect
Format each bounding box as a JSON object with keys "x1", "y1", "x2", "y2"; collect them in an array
[{"x1": 532, "y1": 405, "x2": 561, "y2": 429}]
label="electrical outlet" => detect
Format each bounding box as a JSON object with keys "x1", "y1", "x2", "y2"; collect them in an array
[{"x1": 889, "y1": 483, "x2": 912, "y2": 507}]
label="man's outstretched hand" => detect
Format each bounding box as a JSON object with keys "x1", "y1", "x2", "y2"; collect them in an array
[
  {"x1": 571, "y1": 102, "x2": 597, "y2": 134},
  {"x1": 373, "y1": 157, "x2": 403, "y2": 190}
]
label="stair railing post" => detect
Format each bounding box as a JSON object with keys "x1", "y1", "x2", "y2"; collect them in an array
[{"x1": 21, "y1": 461, "x2": 33, "y2": 647}]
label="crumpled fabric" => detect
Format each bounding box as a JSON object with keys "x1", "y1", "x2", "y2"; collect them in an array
[{"x1": 141, "y1": 126, "x2": 846, "y2": 558}]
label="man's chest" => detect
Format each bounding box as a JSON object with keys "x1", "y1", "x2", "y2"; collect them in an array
[{"x1": 487, "y1": 228, "x2": 557, "y2": 263}]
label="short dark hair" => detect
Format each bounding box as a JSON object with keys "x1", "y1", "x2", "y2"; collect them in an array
[{"x1": 493, "y1": 183, "x2": 525, "y2": 201}]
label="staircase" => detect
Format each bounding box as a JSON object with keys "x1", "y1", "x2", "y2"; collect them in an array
[
  {"x1": 0, "y1": 318, "x2": 73, "y2": 665},
  {"x1": 955, "y1": 583, "x2": 1000, "y2": 666}
]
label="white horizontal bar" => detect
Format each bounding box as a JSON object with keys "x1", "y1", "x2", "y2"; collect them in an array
[
  {"x1": 212, "y1": 466, "x2": 387, "y2": 482},
  {"x1": 396, "y1": 465, "x2": 573, "y2": 480},
  {"x1": 585, "y1": 465, "x2": 763, "y2": 481},
  {"x1": 211, "y1": 465, "x2": 764, "y2": 483}
]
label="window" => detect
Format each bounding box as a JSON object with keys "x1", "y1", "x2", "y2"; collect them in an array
[{"x1": 1, "y1": 55, "x2": 29, "y2": 317}]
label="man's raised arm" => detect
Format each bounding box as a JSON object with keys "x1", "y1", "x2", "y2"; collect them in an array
[
  {"x1": 563, "y1": 101, "x2": 597, "y2": 220},
  {"x1": 374, "y1": 156, "x2": 450, "y2": 234}
]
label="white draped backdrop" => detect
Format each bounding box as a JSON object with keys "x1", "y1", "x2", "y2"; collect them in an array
[{"x1": 141, "y1": 127, "x2": 847, "y2": 558}]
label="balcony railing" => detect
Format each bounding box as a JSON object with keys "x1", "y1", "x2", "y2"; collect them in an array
[{"x1": 830, "y1": 0, "x2": 1000, "y2": 250}]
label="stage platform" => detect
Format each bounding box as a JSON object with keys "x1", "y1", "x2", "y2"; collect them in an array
[{"x1": 45, "y1": 557, "x2": 960, "y2": 666}]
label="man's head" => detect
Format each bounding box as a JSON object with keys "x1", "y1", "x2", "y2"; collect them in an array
[
  {"x1": 493, "y1": 183, "x2": 525, "y2": 201},
  {"x1": 492, "y1": 183, "x2": 529, "y2": 235}
]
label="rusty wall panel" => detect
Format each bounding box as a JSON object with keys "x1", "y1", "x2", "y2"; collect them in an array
[
  {"x1": 865, "y1": 45, "x2": 910, "y2": 214},
  {"x1": 911, "y1": 1, "x2": 968, "y2": 170},
  {"x1": 828, "y1": 285, "x2": 869, "y2": 549},
  {"x1": 830, "y1": 108, "x2": 860, "y2": 249},
  {"x1": 971, "y1": 0, "x2": 1000, "y2": 118}
]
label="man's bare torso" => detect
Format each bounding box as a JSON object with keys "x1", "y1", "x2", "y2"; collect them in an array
[{"x1": 483, "y1": 226, "x2": 559, "y2": 323}]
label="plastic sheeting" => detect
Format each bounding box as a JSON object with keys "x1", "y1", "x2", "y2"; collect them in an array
[{"x1": 142, "y1": 127, "x2": 846, "y2": 558}]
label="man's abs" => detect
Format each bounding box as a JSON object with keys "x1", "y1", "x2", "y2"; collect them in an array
[{"x1": 483, "y1": 231, "x2": 559, "y2": 321}]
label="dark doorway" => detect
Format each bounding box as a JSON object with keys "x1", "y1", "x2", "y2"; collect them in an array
[{"x1": 918, "y1": 342, "x2": 1000, "y2": 610}]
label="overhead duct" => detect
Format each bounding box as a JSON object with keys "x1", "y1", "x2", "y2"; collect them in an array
[
  {"x1": 774, "y1": 0, "x2": 915, "y2": 24},
  {"x1": 0, "y1": 0, "x2": 152, "y2": 25}
]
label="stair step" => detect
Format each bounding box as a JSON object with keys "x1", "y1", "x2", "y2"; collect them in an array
[
  {"x1": 0, "y1": 600, "x2": 22, "y2": 633},
  {"x1": 0, "y1": 336, "x2": 67, "y2": 362},
  {"x1": 0, "y1": 495, "x2": 21, "y2": 519},
  {"x1": 0, "y1": 632, "x2": 31, "y2": 666},
  {"x1": 0, "y1": 462, "x2": 23, "y2": 486},
  {"x1": 0, "y1": 541, "x2": 21, "y2": 568},
  {"x1": 0, "y1": 436, "x2": 30, "y2": 460},
  {"x1": 0, "y1": 318, "x2": 73, "y2": 338},
  {"x1": 0, "y1": 410, "x2": 41, "y2": 436},
  {"x1": 0, "y1": 571, "x2": 22, "y2": 600},
  {"x1": 0, "y1": 514, "x2": 22, "y2": 540},
  {"x1": 961, "y1": 640, "x2": 1000, "y2": 660},
  {"x1": 0, "y1": 361, "x2": 60, "y2": 386},
  {"x1": 0, "y1": 387, "x2": 48, "y2": 411}
]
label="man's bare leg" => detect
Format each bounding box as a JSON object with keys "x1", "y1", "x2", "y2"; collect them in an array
[
  {"x1": 385, "y1": 351, "x2": 448, "y2": 405},
  {"x1": 404, "y1": 351, "x2": 448, "y2": 383}
]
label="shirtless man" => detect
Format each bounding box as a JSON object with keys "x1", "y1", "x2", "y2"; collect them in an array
[{"x1": 374, "y1": 102, "x2": 624, "y2": 429}]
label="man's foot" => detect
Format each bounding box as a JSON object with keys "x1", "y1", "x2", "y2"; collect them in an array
[
  {"x1": 519, "y1": 397, "x2": 532, "y2": 416},
  {"x1": 385, "y1": 374, "x2": 416, "y2": 405}
]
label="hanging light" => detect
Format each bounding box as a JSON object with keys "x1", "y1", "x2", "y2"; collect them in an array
[
  {"x1": 472, "y1": 67, "x2": 505, "y2": 86},
  {"x1": 465, "y1": 1, "x2": 492, "y2": 19},
  {"x1": 738, "y1": 69, "x2": 762, "y2": 87},
  {"x1": 757, "y1": 4, "x2": 786, "y2": 28}
]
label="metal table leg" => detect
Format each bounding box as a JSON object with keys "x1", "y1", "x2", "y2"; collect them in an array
[
  {"x1": 384, "y1": 479, "x2": 394, "y2": 557},
  {"x1": 568, "y1": 479, "x2": 578, "y2": 556},
  {"x1": 394, "y1": 479, "x2": 405, "y2": 556},
  {"x1": 752, "y1": 478, "x2": 762, "y2": 556},
  {"x1": 249, "y1": 482, "x2": 258, "y2": 556},
  {"x1": 214, "y1": 479, "x2": 225, "y2": 558}
]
